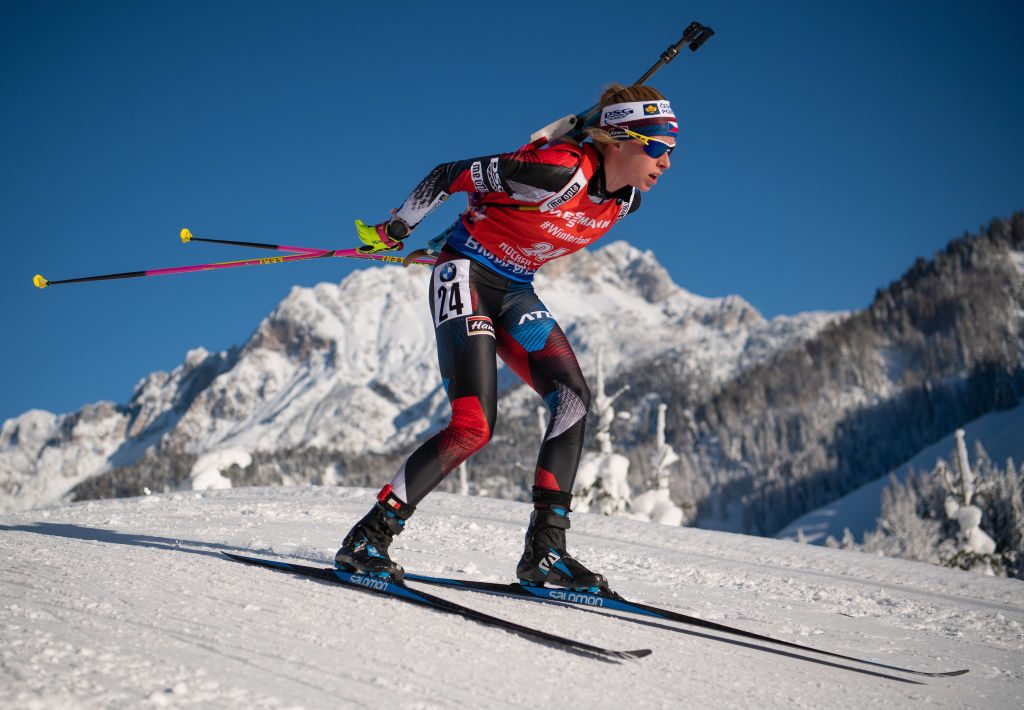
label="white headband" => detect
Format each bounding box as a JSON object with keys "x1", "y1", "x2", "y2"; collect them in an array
[{"x1": 599, "y1": 100, "x2": 676, "y2": 126}]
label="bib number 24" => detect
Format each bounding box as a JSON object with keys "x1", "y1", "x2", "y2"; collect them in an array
[
  {"x1": 436, "y1": 282, "x2": 465, "y2": 323},
  {"x1": 433, "y1": 259, "x2": 473, "y2": 327}
]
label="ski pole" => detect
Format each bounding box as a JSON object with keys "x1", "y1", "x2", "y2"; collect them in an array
[
  {"x1": 33, "y1": 236, "x2": 435, "y2": 289},
  {"x1": 181, "y1": 227, "x2": 442, "y2": 271},
  {"x1": 179, "y1": 227, "x2": 329, "y2": 255},
  {"x1": 179, "y1": 228, "x2": 439, "y2": 267}
]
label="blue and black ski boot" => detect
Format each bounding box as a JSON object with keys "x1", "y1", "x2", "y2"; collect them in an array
[
  {"x1": 335, "y1": 485, "x2": 414, "y2": 582},
  {"x1": 516, "y1": 488, "x2": 609, "y2": 593}
]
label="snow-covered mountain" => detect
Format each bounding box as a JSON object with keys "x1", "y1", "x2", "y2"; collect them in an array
[
  {"x1": 1, "y1": 487, "x2": 1020, "y2": 707},
  {"x1": 0, "y1": 242, "x2": 839, "y2": 513},
  {"x1": 678, "y1": 216, "x2": 1024, "y2": 537}
]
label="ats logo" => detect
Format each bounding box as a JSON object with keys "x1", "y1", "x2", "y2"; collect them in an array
[
  {"x1": 517, "y1": 309, "x2": 552, "y2": 325},
  {"x1": 466, "y1": 315, "x2": 495, "y2": 338}
]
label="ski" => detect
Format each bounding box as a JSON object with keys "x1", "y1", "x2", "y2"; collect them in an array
[
  {"x1": 221, "y1": 553, "x2": 650, "y2": 663},
  {"x1": 404, "y1": 573, "x2": 969, "y2": 679}
]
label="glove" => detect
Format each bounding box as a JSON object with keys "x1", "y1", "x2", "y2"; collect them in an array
[{"x1": 355, "y1": 217, "x2": 411, "y2": 254}]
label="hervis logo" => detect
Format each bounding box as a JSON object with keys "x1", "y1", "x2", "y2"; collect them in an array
[{"x1": 466, "y1": 315, "x2": 495, "y2": 338}]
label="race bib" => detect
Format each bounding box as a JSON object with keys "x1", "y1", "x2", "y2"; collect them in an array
[{"x1": 432, "y1": 259, "x2": 472, "y2": 328}]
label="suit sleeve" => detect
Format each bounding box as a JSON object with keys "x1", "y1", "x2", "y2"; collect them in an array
[{"x1": 395, "y1": 147, "x2": 581, "y2": 229}]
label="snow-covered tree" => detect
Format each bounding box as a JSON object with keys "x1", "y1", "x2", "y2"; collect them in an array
[
  {"x1": 632, "y1": 403, "x2": 685, "y2": 525},
  {"x1": 861, "y1": 432, "x2": 1023, "y2": 578},
  {"x1": 940, "y1": 430, "x2": 997, "y2": 574},
  {"x1": 574, "y1": 347, "x2": 632, "y2": 515},
  {"x1": 859, "y1": 472, "x2": 943, "y2": 564},
  {"x1": 591, "y1": 347, "x2": 629, "y2": 456}
]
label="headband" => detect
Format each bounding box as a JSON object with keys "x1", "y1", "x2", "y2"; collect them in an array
[{"x1": 599, "y1": 100, "x2": 678, "y2": 138}]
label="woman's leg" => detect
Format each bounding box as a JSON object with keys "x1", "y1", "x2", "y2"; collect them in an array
[
  {"x1": 494, "y1": 287, "x2": 591, "y2": 496},
  {"x1": 335, "y1": 255, "x2": 499, "y2": 578},
  {"x1": 389, "y1": 257, "x2": 499, "y2": 506},
  {"x1": 494, "y1": 287, "x2": 606, "y2": 590}
]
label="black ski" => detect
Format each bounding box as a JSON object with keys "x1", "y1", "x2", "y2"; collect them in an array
[
  {"x1": 222, "y1": 553, "x2": 650, "y2": 663},
  {"x1": 404, "y1": 573, "x2": 968, "y2": 679}
]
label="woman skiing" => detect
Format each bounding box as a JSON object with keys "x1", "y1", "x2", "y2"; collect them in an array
[{"x1": 335, "y1": 84, "x2": 677, "y2": 592}]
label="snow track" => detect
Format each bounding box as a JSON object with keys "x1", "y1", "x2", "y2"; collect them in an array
[{"x1": 1, "y1": 487, "x2": 1021, "y2": 708}]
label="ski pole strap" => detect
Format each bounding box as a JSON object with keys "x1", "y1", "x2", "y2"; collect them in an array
[{"x1": 402, "y1": 247, "x2": 436, "y2": 268}]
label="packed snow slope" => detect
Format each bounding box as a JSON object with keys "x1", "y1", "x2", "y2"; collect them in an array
[{"x1": 2, "y1": 488, "x2": 1021, "y2": 708}]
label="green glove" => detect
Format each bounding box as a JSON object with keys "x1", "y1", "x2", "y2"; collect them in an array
[{"x1": 355, "y1": 218, "x2": 410, "y2": 254}]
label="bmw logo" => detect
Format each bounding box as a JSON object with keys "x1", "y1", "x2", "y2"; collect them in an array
[{"x1": 439, "y1": 263, "x2": 457, "y2": 282}]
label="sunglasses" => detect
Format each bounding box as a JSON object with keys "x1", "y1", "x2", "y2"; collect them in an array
[{"x1": 618, "y1": 127, "x2": 676, "y2": 159}]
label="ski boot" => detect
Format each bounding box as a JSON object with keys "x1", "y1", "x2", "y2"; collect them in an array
[
  {"x1": 335, "y1": 485, "x2": 415, "y2": 582},
  {"x1": 516, "y1": 488, "x2": 609, "y2": 593}
]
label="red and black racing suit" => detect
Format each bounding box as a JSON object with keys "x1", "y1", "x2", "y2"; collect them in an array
[{"x1": 386, "y1": 141, "x2": 640, "y2": 506}]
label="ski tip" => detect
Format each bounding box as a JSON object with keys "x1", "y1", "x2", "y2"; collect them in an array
[
  {"x1": 938, "y1": 669, "x2": 970, "y2": 677},
  {"x1": 33, "y1": 274, "x2": 48, "y2": 289},
  {"x1": 180, "y1": 228, "x2": 193, "y2": 244},
  {"x1": 624, "y1": 649, "x2": 653, "y2": 660},
  {"x1": 222, "y1": 551, "x2": 259, "y2": 564}
]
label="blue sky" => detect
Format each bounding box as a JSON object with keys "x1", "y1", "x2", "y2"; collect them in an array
[{"x1": 2, "y1": 0, "x2": 1022, "y2": 423}]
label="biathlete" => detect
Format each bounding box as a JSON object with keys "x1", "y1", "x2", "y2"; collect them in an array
[{"x1": 335, "y1": 84, "x2": 677, "y2": 592}]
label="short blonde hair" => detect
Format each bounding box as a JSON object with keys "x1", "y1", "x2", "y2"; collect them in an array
[{"x1": 585, "y1": 83, "x2": 667, "y2": 147}]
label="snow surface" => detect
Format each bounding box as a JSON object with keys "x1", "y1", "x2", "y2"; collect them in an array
[
  {"x1": 185, "y1": 448, "x2": 252, "y2": 492},
  {"x1": 2, "y1": 487, "x2": 1021, "y2": 708},
  {"x1": 777, "y1": 402, "x2": 1024, "y2": 545}
]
